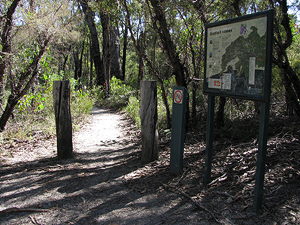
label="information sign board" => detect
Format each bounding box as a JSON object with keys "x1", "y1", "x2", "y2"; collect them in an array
[{"x1": 203, "y1": 10, "x2": 273, "y2": 102}]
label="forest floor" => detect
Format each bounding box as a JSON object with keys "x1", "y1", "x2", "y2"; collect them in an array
[{"x1": 1, "y1": 106, "x2": 300, "y2": 224}]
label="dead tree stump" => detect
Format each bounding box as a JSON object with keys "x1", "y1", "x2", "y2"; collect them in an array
[
  {"x1": 53, "y1": 80, "x2": 73, "y2": 159},
  {"x1": 140, "y1": 80, "x2": 158, "y2": 164}
]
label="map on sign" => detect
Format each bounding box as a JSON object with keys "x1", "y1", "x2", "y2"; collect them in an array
[{"x1": 204, "y1": 11, "x2": 273, "y2": 101}]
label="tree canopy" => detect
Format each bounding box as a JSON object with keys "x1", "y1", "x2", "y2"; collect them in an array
[{"x1": 1, "y1": 0, "x2": 300, "y2": 131}]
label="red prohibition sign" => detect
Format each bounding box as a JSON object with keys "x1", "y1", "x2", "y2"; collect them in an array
[{"x1": 174, "y1": 90, "x2": 183, "y2": 104}]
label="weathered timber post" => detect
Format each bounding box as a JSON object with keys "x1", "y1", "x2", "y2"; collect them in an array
[
  {"x1": 140, "y1": 80, "x2": 158, "y2": 164},
  {"x1": 53, "y1": 80, "x2": 73, "y2": 159}
]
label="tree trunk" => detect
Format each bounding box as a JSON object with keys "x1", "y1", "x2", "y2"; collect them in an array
[
  {"x1": 73, "y1": 43, "x2": 83, "y2": 82},
  {"x1": 62, "y1": 55, "x2": 69, "y2": 74},
  {"x1": 89, "y1": 39, "x2": 94, "y2": 89},
  {"x1": 79, "y1": 40, "x2": 84, "y2": 83},
  {"x1": 271, "y1": 0, "x2": 300, "y2": 118},
  {"x1": 0, "y1": 37, "x2": 50, "y2": 131},
  {"x1": 122, "y1": 23, "x2": 128, "y2": 81},
  {"x1": 140, "y1": 80, "x2": 158, "y2": 163},
  {"x1": 101, "y1": 13, "x2": 111, "y2": 93},
  {"x1": 110, "y1": 19, "x2": 122, "y2": 80},
  {"x1": 189, "y1": 30, "x2": 203, "y2": 128},
  {"x1": 123, "y1": 0, "x2": 171, "y2": 128},
  {"x1": 216, "y1": 96, "x2": 226, "y2": 128},
  {"x1": 79, "y1": 0, "x2": 104, "y2": 86},
  {"x1": 0, "y1": 0, "x2": 21, "y2": 100},
  {"x1": 149, "y1": 0, "x2": 188, "y2": 88},
  {"x1": 282, "y1": 69, "x2": 300, "y2": 117},
  {"x1": 0, "y1": 94, "x2": 19, "y2": 131},
  {"x1": 138, "y1": 31, "x2": 145, "y2": 82},
  {"x1": 285, "y1": 64, "x2": 300, "y2": 105},
  {"x1": 149, "y1": 0, "x2": 189, "y2": 128},
  {"x1": 73, "y1": 49, "x2": 81, "y2": 80}
]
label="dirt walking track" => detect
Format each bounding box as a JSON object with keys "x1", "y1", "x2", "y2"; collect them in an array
[
  {"x1": 0, "y1": 107, "x2": 212, "y2": 224},
  {"x1": 1, "y1": 106, "x2": 300, "y2": 225}
]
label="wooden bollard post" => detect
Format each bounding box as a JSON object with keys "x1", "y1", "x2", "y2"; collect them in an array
[
  {"x1": 53, "y1": 80, "x2": 73, "y2": 159},
  {"x1": 140, "y1": 80, "x2": 158, "y2": 164}
]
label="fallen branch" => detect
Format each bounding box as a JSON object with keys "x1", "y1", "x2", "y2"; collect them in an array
[
  {"x1": 0, "y1": 207, "x2": 50, "y2": 215},
  {"x1": 265, "y1": 186, "x2": 283, "y2": 197},
  {"x1": 29, "y1": 215, "x2": 40, "y2": 225},
  {"x1": 161, "y1": 182, "x2": 220, "y2": 223},
  {"x1": 174, "y1": 168, "x2": 191, "y2": 185},
  {"x1": 214, "y1": 191, "x2": 248, "y2": 206},
  {"x1": 207, "y1": 173, "x2": 227, "y2": 186},
  {"x1": 176, "y1": 187, "x2": 220, "y2": 223}
]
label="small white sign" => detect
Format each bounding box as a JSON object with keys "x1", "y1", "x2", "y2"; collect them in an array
[
  {"x1": 249, "y1": 57, "x2": 256, "y2": 85},
  {"x1": 222, "y1": 73, "x2": 231, "y2": 90},
  {"x1": 208, "y1": 78, "x2": 222, "y2": 89}
]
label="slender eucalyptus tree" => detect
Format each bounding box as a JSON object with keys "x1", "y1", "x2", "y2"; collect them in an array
[
  {"x1": 0, "y1": 0, "x2": 20, "y2": 102},
  {"x1": 270, "y1": 0, "x2": 300, "y2": 117},
  {"x1": 149, "y1": 0, "x2": 188, "y2": 88},
  {"x1": 78, "y1": 0, "x2": 104, "y2": 86},
  {"x1": 0, "y1": 0, "x2": 81, "y2": 131},
  {"x1": 123, "y1": 0, "x2": 172, "y2": 128}
]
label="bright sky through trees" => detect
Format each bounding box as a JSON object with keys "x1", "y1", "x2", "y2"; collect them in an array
[{"x1": 288, "y1": 0, "x2": 300, "y2": 23}]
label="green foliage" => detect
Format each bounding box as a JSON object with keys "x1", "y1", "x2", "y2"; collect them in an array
[
  {"x1": 95, "y1": 77, "x2": 135, "y2": 110},
  {"x1": 110, "y1": 76, "x2": 133, "y2": 98},
  {"x1": 124, "y1": 49, "x2": 139, "y2": 88},
  {"x1": 15, "y1": 93, "x2": 44, "y2": 114},
  {"x1": 71, "y1": 88, "x2": 95, "y2": 131},
  {"x1": 91, "y1": 86, "x2": 105, "y2": 100},
  {"x1": 157, "y1": 78, "x2": 175, "y2": 129},
  {"x1": 125, "y1": 96, "x2": 141, "y2": 128},
  {"x1": 6, "y1": 72, "x2": 95, "y2": 141},
  {"x1": 3, "y1": 0, "x2": 298, "y2": 144},
  {"x1": 5, "y1": 84, "x2": 56, "y2": 141}
]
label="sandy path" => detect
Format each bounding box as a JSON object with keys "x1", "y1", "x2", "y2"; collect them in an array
[
  {"x1": 74, "y1": 107, "x2": 123, "y2": 152},
  {"x1": 0, "y1": 107, "x2": 207, "y2": 224}
]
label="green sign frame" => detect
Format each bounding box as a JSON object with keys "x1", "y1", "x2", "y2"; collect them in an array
[
  {"x1": 203, "y1": 10, "x2": 273, "y2": 102},
  {"x1": 203, "y1": 10, "x2": 274, "y2": 213}
]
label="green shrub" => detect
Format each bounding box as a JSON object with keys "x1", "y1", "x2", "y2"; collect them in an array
[
  {"x1": 91, "y1": 86, "x2": 105, "y2": 100},
  {"x1": 125, "y1": 96, "x2": 141, "y2": 128},
  {"x1": 157, "y1": 85, "x2": 173, "y2": 130},
  {"x1": 3, "y1": 78, "x2": 95, "y2": 141},
  {"x1": 110, "y1": 76, "x2": 133, "y2": 98},
  {"x1": 95, "y1": 77, "x2": 136, "y2": 110},
  {"x1": 71, "y1": 88, "x2": 95, "y2": 131}
]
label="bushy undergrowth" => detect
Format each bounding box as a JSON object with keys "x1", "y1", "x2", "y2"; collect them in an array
[
  {"x1": 157, "y1": 84, "x2": 173, "y2": 129},
  {"x1": 2, "y1": 74, "x2": 288, "y2": 146},
  {"x1": 95, "y1": 77, "x2": 176, "y2": 131},
  {"x1": 125, "y1": 96, "x2": 141, "y2": 128},
  {"x1": 71, "y1": 88, "x2": 95, "y2": 131},
  {"x1": 95, "y1": 75, "x2": 290, "y2": 139},
  {"x1": 1, "y1": 78, "x2": 94, "y2": 142},
  {"x1": 94, "y1": 77, "x2": 135, "y2": 110}
]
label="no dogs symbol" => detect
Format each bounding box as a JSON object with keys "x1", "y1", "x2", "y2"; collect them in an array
[{"x1": 174, "y1": 90, "x2": 183, "y2": 104}]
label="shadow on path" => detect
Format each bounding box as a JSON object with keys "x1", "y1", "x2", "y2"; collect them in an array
[{"x1": 0, "y1": 107, "x2": 205, "y2": 225}]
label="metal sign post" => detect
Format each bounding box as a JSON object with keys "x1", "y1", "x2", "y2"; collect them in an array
[
  {"x1": 170, "y1": 86, "x2": 187, "y2": 174},
  {"x1": 254, "y1": 101, "x2": 270, "y2": 212},
  {"x1": 204, "y1": 95, "x2": 215, "y2": 185}
]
